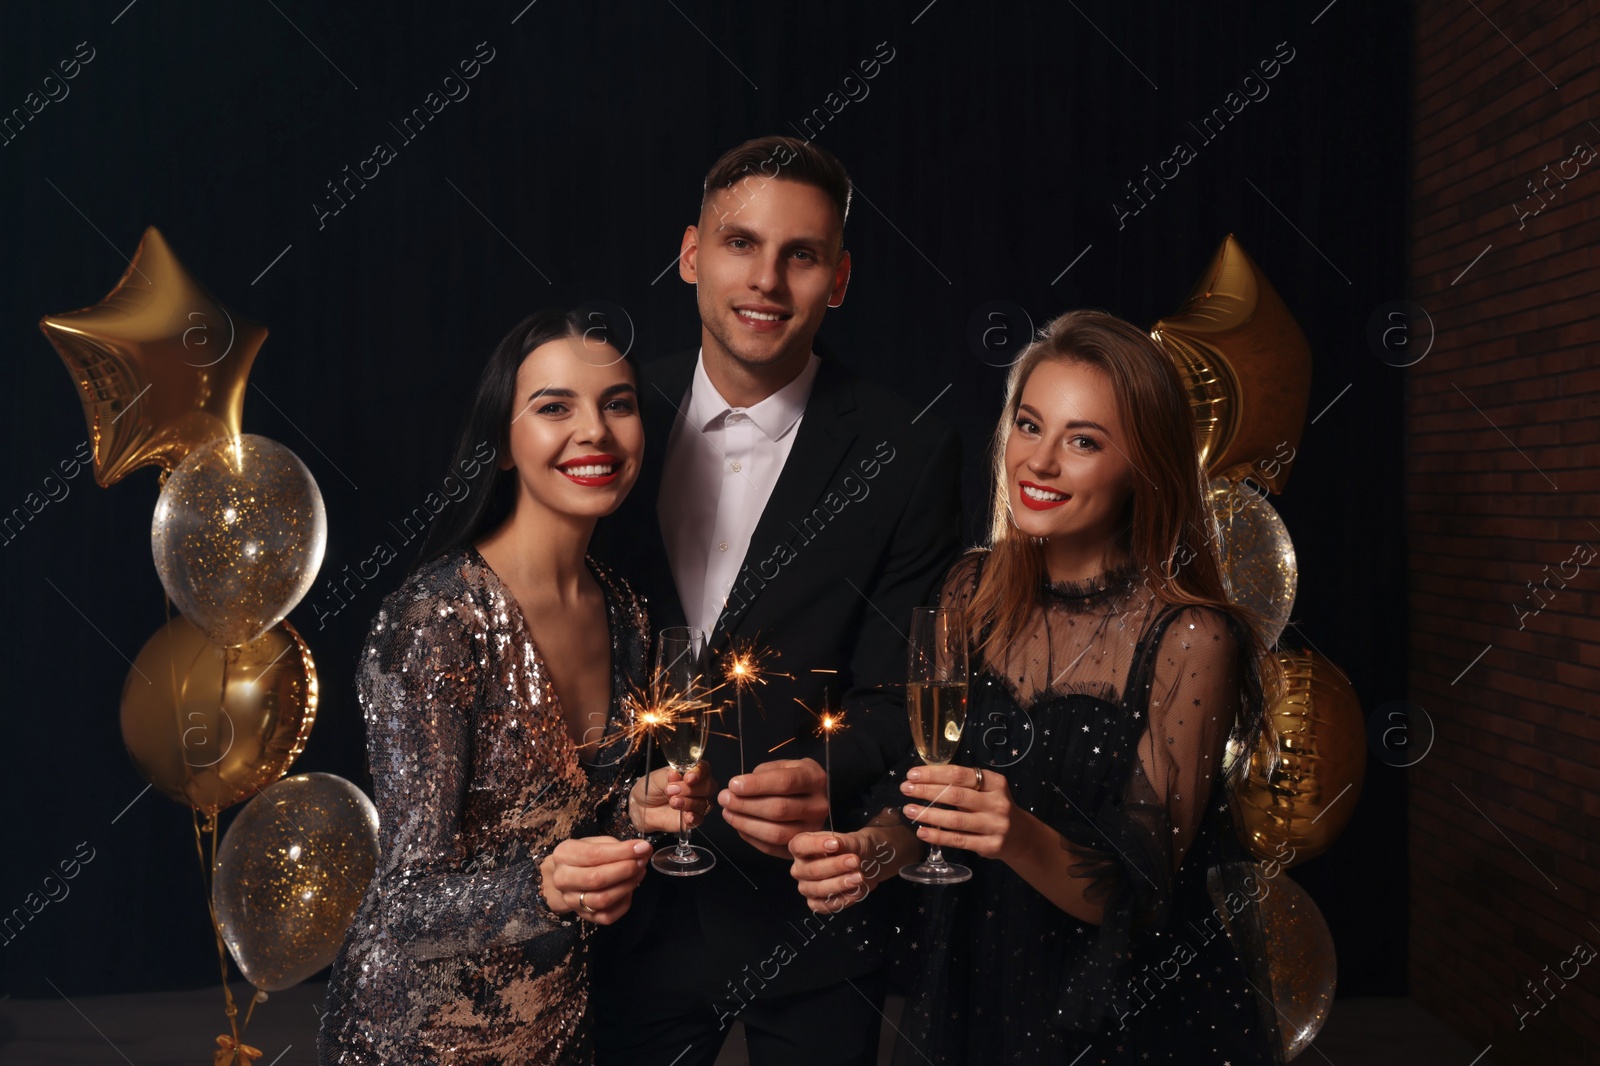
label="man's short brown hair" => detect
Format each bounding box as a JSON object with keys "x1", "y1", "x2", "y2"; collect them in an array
[{"x1": 700, "y1": 136, "x2": 852, "y2": 234}]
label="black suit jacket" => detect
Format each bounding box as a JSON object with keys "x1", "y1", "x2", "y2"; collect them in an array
[{"x1": 591, "y1": 340, "x2": 964, "y2": 1000}]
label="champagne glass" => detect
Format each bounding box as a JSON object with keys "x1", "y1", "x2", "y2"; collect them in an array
[
  {"x1": 650, "y1": 626, "x2": 716, "y2": 876},
  {"x1": 900, "y1": 606, "x2": 972, "y2": 885}
]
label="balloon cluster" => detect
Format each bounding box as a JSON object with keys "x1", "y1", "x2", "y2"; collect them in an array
[
  {"x1": 42, "y1": 228, "x2": 378, "y2": 1060},
  {"x1": 1152, "y1": 235, "x2": 1363, "y2": 1060}
]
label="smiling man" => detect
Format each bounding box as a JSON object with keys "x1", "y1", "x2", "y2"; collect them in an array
[{"x1": 591, "y1": 136, "x2": 964, "y2": 1066}]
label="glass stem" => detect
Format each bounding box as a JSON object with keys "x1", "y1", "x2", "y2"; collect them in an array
[
  {"x1": 676, "y1": 806, "x2": 691, "y2": 854},
  {"x1": 926, "y1": 845, "x2": 945, "y2": 869}
]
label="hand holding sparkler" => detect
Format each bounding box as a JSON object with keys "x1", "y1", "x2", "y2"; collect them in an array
[{"x1": 716, "y1": 757, "x2": 831, "y2": 859}]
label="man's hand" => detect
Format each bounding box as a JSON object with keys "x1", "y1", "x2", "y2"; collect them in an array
[
  {"x1": 717, "y1": 758, "x2": 830, "y2": 858},
  {"x1": 629, "y1": 762, "x2": 717, "y2": 836}
]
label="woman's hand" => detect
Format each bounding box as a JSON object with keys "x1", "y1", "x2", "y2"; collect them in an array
[
  {"x1": 788, "y1": 825, "x2": 917, "y2": 914},
  {"x1": 539, "y1": 836, "x2": 652, "y2": 924},
  {"x1": 900, "y1": 764, "x2": 1019, "y2": 861},
  {"x1": 629, "y1": 761, "x2": 717, "y2": 836}
]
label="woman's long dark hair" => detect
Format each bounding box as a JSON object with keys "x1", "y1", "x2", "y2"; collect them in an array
[{"x1": 410, "y1": 306, "x2": 639, "y2": 573}]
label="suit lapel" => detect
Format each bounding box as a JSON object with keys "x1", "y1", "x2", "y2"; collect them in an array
[{"x1": 707, "y1": 354, "x2": 858, "y2": 654}]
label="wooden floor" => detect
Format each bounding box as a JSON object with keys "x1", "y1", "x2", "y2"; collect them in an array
[{"x1": 0, "y1": 984, "x2": 1487, "y2": 1064}]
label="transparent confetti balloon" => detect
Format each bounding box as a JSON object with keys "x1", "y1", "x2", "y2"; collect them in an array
[
  {"x1": 1206, "y1": 477, "x2": 1297, "y2": 648},
  {"x1": 152, "y1": 434, "x2": 326, "y2": 647},
  {"x1": 1259, "y1": 873, "x2": 1336, "y2": 1060},
  {"x1": 213, "y1": 773, "x2": 380, "y2": 991}
]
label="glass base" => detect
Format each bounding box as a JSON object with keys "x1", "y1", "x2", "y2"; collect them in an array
[
  {"x1": 899, "y1": 859, "x2": 972, "y2": 885},
  {"x1": 652, "y1": 843, "x2": 716, "y2": 876}
]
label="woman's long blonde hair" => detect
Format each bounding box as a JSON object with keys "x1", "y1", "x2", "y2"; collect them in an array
[{"x1": 967, "y1": 310, "x2": 1270, "y2": 696}]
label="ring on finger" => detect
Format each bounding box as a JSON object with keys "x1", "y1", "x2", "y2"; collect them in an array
[
  {"x1": 974, "y1": 767, "x2": 986, "y2": 792},
  {"x1": 578, "y1": 891, "x2": 594, "y2": 914}
]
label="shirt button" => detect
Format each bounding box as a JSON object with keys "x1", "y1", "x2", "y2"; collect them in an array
[
  {"x1": 730, "y1": 460, "x2": 742, "y2": 472},
  {"x1": 719, "y1": 542, "x2": 729, "y2": 552}
]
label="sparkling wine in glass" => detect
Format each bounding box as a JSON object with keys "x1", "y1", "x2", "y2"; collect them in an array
[
  {"x1": 900, "y1": 606, "x2": 972, "y2": 885},
  {"x1": 650, "y1": 626, "x2": 716, "y2": 876}
]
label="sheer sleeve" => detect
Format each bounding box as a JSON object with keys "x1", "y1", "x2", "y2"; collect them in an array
[
  {"x1": 1052, "y1": 604, "x2": 1247, "y2": 1029},
  {"x1": 359, "y1": 592, "x2": 570, "y2": 962},
  {"x1": 1135, "y1": 604, "x2": 1239, "y2": 876}
]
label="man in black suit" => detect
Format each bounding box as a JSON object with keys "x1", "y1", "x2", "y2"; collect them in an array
[{"x1": 591, "y1": 135, "x2": 962, "y2": 1066}]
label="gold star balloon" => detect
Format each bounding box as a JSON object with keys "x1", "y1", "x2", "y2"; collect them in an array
[
  {"x1": 40, "y1": 226, "x2": 266, "y2": 487},
  {"x1": 1150, "y1": 234, "x2": 1312, "y2": 493}
]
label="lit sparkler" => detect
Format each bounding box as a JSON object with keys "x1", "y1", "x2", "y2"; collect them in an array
[
  {"x1": 801, "y1": 686, "x2": 847, "y2": 833},
  {"x1": 722, "y1": 637, "x2": 788, "y2": 776}
]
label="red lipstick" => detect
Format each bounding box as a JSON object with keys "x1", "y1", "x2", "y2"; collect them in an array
[
  {"x1": 557, "y1": 454, "x2": 621, "y2": 487},
  {"x1": 1018, "y1": 479, "x2": 1070, "y2": 511}
]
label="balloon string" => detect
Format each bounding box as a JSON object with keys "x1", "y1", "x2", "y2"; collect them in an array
[{"x1": 193, "y1": 808, "x2": 245, "y2": 1060}]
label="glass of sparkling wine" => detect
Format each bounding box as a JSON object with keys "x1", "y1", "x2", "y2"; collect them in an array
[
  {"x1": 651, "y1": 626, "x2": 716, "y2": 876},
  {"x1": 900, "y1": 606, "x2": 972, "y2": 885}
]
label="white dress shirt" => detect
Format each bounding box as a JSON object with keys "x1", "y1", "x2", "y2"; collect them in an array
[{"x1": 658, "y1": 348, "x2": 822, "y2": 638}]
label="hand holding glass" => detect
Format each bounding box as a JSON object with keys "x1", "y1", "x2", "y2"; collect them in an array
[
  {"x1": 650, "y1": 626, "x2": 716, "y2": 876},
  {"x1": 900, "y1": 606, "x2": 973, "y2": 885}
]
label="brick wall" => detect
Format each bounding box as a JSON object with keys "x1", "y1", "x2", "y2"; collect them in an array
[{"x1": 1407, "y1": 1, "x2": 1600, "y2": 1063}]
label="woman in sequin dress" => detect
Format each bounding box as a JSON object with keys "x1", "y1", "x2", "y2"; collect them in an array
[
  {"x1": 318, "y1": 309, "x2": 716, "y2": 1065},
  {"x1": 790, "y1": 310, "x2": 1286, "y2": 1064}
]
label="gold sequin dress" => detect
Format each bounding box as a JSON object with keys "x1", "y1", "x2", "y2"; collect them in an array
[{"x1": 317, "y1": 546, "x2": 647, "y2": 1065}]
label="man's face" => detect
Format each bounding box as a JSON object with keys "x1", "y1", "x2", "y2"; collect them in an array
[{"x1": 679, "y1": 175, "x2": 851, "y2": 373}]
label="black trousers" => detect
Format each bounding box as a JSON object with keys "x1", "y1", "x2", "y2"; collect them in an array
[{"x1": 593, "y1": 886, "x2": 889, "y2": 1066}]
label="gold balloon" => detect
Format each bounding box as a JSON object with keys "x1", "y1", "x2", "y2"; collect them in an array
[
  {"x1": 1151, "y1": 235, "x2": 1313, "y2": 492},
  {"x1": 1206, "y1": 477, "x2": 1297, "y2": 648},
  {"x1": 213, "y1": 773, "x2": 380, "y2": 992},
  {"x1": 152, "y1": 434, "x2": 327, "y2": 648},
  {"x1": 121, "y1": 616, "x2": 317, "y2": 815},
  {"x1": 1235, "y1": 648, "x2": 1365, "y2": 866},
  {"x1": 40, "y1": 226, "x2": 266, "y2": 487}
]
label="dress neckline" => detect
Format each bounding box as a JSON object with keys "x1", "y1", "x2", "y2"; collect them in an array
[
  {"x1": 1040, "y1": 560, "x2": 1140, "y2": 609},
  {"x1": 464, "y1": 544, "x2": 621, "y2": 776}
]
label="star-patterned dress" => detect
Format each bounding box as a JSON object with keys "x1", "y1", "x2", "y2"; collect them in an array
[
  {"x1": 880, "y1": 550, "x2": 1284, "y2": 1065},
  {"x1": 317, "y1": 546, "x2": 647, "y2": 1065}
]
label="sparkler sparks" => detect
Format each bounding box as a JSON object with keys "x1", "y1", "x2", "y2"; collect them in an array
[
  {"x1": 721, "y1": 637, "x2": 790, "y2": 775},
  {"x1": 799, "y1": 687, "x2": 848, "y2": 833}
]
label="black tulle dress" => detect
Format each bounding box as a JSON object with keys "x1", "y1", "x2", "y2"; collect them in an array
[{"x1": 878, "y1": 550, "x2": 1284, "y2": 1065}]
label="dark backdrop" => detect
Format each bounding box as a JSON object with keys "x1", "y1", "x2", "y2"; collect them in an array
[{"x1": 0, "y1": 0, "x2": 1412, "y2": 997}]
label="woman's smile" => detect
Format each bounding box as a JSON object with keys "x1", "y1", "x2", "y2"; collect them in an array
[
  {"x1": 1018, "y1": 479, "x2": 1071, "y2": 510},
  {"x1": 556, "y1": 453, "x2": 622, "y2": 487}
]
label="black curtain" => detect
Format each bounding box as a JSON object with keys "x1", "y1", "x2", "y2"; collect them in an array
[{"x1": 0, "y1": 0, "x2": 1412, "y2": 996}]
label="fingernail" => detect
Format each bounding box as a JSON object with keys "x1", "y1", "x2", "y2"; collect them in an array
[
  {"x1": 845, "y1": 856, "x2": 859, "y2": 870},
  {"x1": 718, "y1": 790, "x2": 732, "y2": 806},
  {"x1": 633, "y1": 840, "x2": 651, "y2": 855},
  {"x1": 907, "y1": 769, "x2": 922, "y2": 781},
  {"x1": 847, "y1": 872, "x2": 863, "y2": 886},
  {"x1": 900, "y1": 781, "x2": 914, "y2": 793},
  {"x1": 824, "y1": 837, "x2": 839, "y2": 851},
  {"x1": 904, "y1": 805, "x2": 921, "y2": 816},
  {"x1": 730, "y1": 777, "x2": 745, "y2": 792},
  {"x1": 667, "y1": 784, "x2": 682, "y2": 796}
]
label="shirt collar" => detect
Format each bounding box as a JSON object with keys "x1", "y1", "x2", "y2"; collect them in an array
[{"x1": 685, "y1": 346, "x2": 821, "y2": 442}]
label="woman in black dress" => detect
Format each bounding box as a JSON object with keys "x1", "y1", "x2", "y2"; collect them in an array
[
  {"x1": 318, "y1": 309, "x2": 715, "y2": 1064},
  {"x1": 789, "y1": 309, "x2": 1284, "y2": 1064}
]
